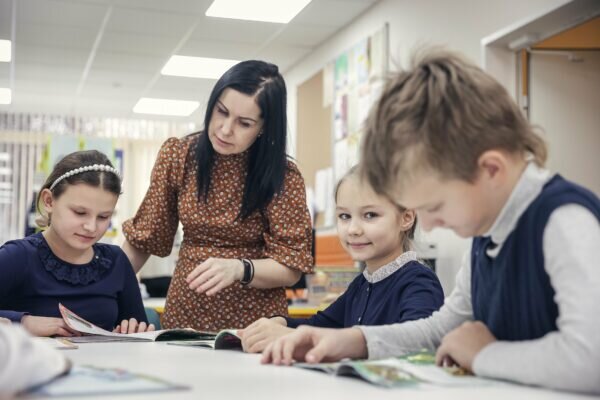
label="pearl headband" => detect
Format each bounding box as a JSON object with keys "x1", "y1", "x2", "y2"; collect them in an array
[{"x1": 49, "y1": 164, "x2": 121, "y2": 191}]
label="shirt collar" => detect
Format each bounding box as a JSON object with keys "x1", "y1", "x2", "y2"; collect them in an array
[
  {"x1": 483, "y1": 161, "x2": 552, "y2": 256},
  {"x1": 362, "y1": 251, "x2": 417, "y2": 284}
]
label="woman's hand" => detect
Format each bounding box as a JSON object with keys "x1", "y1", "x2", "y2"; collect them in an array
[
  {"x1": 239, "y1": 317, "x2": 292, "y2": 353},
  {"x1": 20, "y1": 315, "x2": 80, "y2": 337},
  {"x1": 113, "y1": 318, "x2": 156, "y2": 334},
  {"x1": 186, "y1": 258, "x2": 243, "y2": 296}
]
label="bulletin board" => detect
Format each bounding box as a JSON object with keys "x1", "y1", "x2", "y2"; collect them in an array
[
  {"x1": 324, "y1": 23, "x2": 389, "y2": 227},
  {"x1": 331, "y1": 23, "x2": 389, "y2": 185},
  {"x1": 296, "y1": 24, "x2": 389, "y2": 229}
]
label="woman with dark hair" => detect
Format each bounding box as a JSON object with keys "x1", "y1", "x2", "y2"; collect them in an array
[{"x1": 122, "y1": 60, "x2": 314, "y2": 332}]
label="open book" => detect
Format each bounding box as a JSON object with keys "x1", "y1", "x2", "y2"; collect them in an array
[
  {"x1": 295, "y1": 350, "x2": 492, "y2": 388},
  {"x1": 167, "y1": 329, "x2": 242, "y2": 350},
  {"x1": 59, "y1": 303, "x2": 216, "y2": 343},
  {"x1": 27, "y1": 365, "x2": 188, "y2": 397}
]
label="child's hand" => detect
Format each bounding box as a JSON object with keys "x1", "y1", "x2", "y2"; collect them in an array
[
  {"x1": 113, "y1": 318, "x2": 155, "y2": 334},
  {"x1": 186, "y1": 258, "x2": 243, "y2": 296},
  {"x1": 261, "y1": 326, "x2": 367, "y2": 365},
  {"x1": 0, "y1": 317, "x2": 10, "y2": 325},
  {"x1": 435, "y1": 321, "x2": 496, "y2": 372},
  {"x1": 21, "y1": 315, "x2": 80, "y2": 337},
  {"x1": 240, "y1": 317, "x2": 292, "y2": 353}
]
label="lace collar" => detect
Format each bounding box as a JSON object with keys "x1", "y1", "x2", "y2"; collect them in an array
[
  {"x1": 362, "y1": 251, "x2": 417, "y2": 284},
  {"x1": 29, "y1": 233, "x2": 112, "y2": 285}
]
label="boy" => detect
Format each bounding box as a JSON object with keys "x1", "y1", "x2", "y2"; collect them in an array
[{"x1": 261, "y1": 50, "x2": 600, "y2": 394}]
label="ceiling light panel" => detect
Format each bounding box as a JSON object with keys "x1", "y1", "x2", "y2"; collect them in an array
[
  {"x1": 0, "y1": 40, "x2": 11, "y2": 62},
  {"x1": 205, "y1": 0, "x2": 312, "y2": 23},
  {"x1": 133, "y1": 98, "x2": 199, "y2": 117},
  {"x1": 0, "y1": 88, "x2": 11, "y2": 104},
  {"x1": 161, "y1": 56, "x2": 239, "y2": 79}
]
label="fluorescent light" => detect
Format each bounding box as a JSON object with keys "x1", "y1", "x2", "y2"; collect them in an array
[
  {"x1": 0, "y1": 153, "x2": 9, "y2": 162},
  {"x1": 0, "y1": 88, "x2": 11, "y2": 104},
  {"x1": 0, "y1": 40, "x2": 10, "y2": 62},
  {"x1": 133, "y1": 98, "x2": 200, "y2": 117},
  {"x1": 161, "y1": 56, "x2": 239, "y2": 79},
  {"x1": 0, "y1": 182, "x2": 12, "y2": 190},
  {"x1": 0, "y1": 167, "x2": 12, "y2": 175},
  {"x1": 205, "y1": 0, "x2": 312, "y2": 23}
]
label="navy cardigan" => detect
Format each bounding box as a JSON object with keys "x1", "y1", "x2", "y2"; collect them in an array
[
  {"x1": 285, "y1": 260, "x2": 444, "y2": 328},
  {"x1": 0, "y1": 233, "x2": 147, "y2": 331}
]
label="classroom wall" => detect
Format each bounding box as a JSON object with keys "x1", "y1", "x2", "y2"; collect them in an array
[
  {"x1": 529, "y1": 51, "x2": 600, "y2": 197},
  {"x1": 285, "y1": 0, "x2": 570, "y2": 294}
]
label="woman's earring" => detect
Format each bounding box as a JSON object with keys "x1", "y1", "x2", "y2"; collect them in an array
[{"x1": 257, "y1": 130, "x2": 263, "y2": 137}]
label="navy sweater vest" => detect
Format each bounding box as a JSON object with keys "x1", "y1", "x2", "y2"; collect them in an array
[{"x1": 471, "y1": 175, "x2": 600, "y2": 341}]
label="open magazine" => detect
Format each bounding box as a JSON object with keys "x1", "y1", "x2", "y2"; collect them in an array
[
  {"x1": 27, "y1": 365, "x2": 188, "y2": 397},
  {"x1": 295, "y1": 350, "x2": 493, "y2": 388},
  {"x1": 58, "y1": 303, "x2": 216, "y2": 343},
  {"x1": 167, "y1": 329, "x2": 242, "y2": 350}
]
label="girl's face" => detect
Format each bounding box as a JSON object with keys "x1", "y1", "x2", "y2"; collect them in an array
[
  {"x1": 41, "y1": 183, "x2": 117, "y2": 254},
  {"x1": 208, "y1": 88, "x2": 264, "y2": 155},
  {"x1": 336, "y1": 176, "x2": 415, "y2": 271}
]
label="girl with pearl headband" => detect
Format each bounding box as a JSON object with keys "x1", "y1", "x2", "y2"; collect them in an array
[{"x1": 0, "y1": 150, "x2": 153, "y2": 336}]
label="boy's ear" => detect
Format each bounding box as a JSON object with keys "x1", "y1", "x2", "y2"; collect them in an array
[
  {"x1": 399, "y1": 209, "x2": 416, "y2": 231},
  {"x1": 39, "y1": 189, "x2": 54, "y2": 212},
  {"x1": 477, "y1": 150, "x2": 507, "y2": 182}
]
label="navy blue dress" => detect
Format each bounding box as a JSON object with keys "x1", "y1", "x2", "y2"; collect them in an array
[
  {"x1": 0, "y1": 233, "x2": 147, "y2": 331},
  {"x1": 285, "y1": 260, "x2": 444, "y2": 328}
]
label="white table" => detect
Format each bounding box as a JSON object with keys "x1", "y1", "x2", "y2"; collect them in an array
[{"x1": 28, "y1": 341, "x2": 590, "y2": 400}]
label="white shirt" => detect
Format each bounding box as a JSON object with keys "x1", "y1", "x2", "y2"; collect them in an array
[
  {"x1": 0, "y1": 324, "x2": 70, "y2": 395},
  {"x1": 358, "y1": 163, "x2": 600, "y2": 394}
]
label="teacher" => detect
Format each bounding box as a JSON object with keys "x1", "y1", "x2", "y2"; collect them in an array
[{"x1": 122, "y1": 60, "x2": 314, "y2": 331}]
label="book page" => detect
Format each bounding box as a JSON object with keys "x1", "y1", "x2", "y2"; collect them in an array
[
  {"x1": 59, "y1": 303, "x2": 159, "y2": 341},
  {"x1": 28, "y1": 366, "x2": 188, "y2": 396},
  {"x1": 167, "y1": 340, "x2": 216, "y2": 349}
]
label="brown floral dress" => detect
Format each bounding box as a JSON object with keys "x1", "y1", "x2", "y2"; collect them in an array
[{"x1": 123, "y1": 134, "x2": 314, "y2": 331}]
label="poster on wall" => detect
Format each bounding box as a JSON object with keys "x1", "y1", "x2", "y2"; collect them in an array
[
  {"x1": 334, "y1": 53, "x2": 348, "y2": 91},
  {"x1": 354, "y1": 38, "x2": 370, "y2": 86},
  {"x1": 333, "y1": 93, "x2": 348, "y2": 140}
]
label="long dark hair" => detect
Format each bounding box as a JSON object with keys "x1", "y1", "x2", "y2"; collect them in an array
[
  {"x1": 37, "y1": 150, "x2": 121, "y2": 227},
  {"x1": 194, "y1": 60, "x2": 288, "y2": 219}
]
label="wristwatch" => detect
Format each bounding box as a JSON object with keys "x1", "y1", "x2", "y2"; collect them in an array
[{"x1": 240, "y1": 258, "x2": 254, "y2": 285}]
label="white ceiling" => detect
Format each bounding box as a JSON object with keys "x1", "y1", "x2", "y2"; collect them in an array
[{"x1": 0, "y1": 0, "x2": 378, "y2": 122}]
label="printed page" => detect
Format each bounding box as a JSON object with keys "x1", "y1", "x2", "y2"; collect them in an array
[
  {"x1": 167, "y1": 340, "x2": 216, "y2": 349},
  {"x1": 368, "y1": 358, "x2": 489, "y2": 387},
  {"x1": 214, "y1": 329, "x2": 242, "y2": 349},
  {"x1": 59, "y1": 303, "x2": 215, "y2": 342},
  {"x1": 59, "y1": 303, "x2": 160, "y2": 341},
  {"x1": 28, "y1": 365, "x2": 188, "y2": 396}
]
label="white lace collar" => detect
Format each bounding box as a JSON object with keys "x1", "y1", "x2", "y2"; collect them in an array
[{"x1": 362, "y1": 251, "x2": 417, "y2": 284}]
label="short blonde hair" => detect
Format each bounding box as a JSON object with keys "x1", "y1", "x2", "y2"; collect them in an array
[{"x1": 362, "y1": 48, "x2": 547, "y2": 197}]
